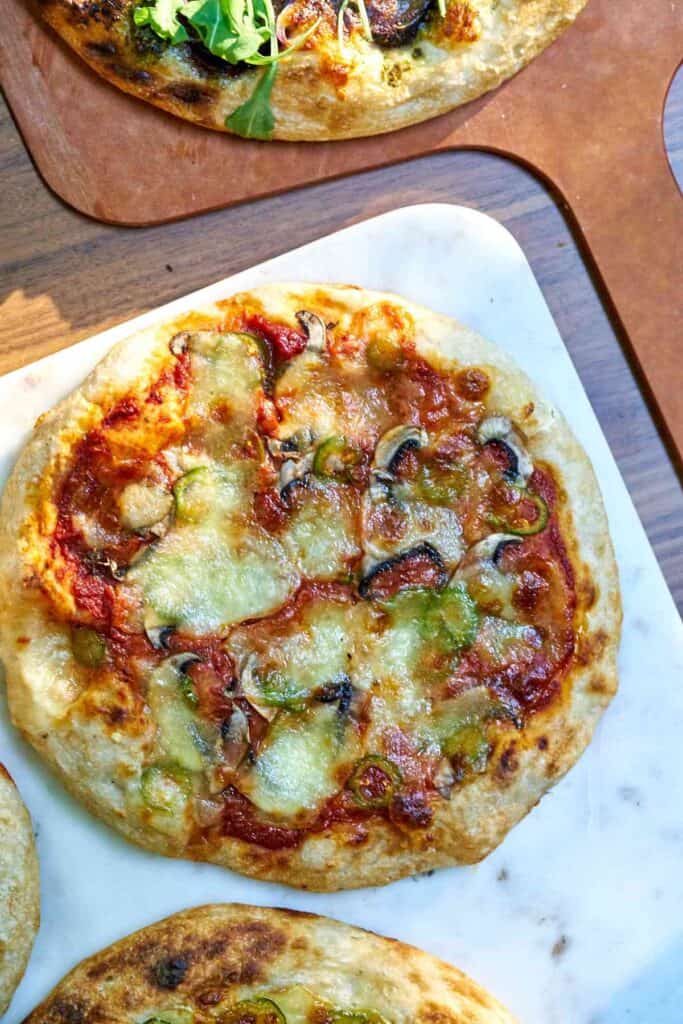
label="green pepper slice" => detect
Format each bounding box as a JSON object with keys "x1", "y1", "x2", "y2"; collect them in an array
[
  {"x1": 142, "y1": 1011, "x2": 194, "y2": 1024},
  {"x1": 366, "y1": 335, "x2": 404, "y2": 372},
  {"x1": 218, "y1": 998, "x2": 285, "y2": 1024},
  {"x1": 489, "y1": 488, "x2": 549, "y2": 536},
  {"x1": 415, "y1": 462, "x2": 466, "y2": 505},
  {"x1": 443, "y1": 722, "x2": 490, "y2": 773},
  {"x1": 432, "y1": 582, "x2": 479, "y2": 650},
  {"x1": 178, "y1": 674, "x2": 198, "y2": 707},
  {"x1": 71, "y1": 626, "x2": 106, "y2": 667},
  {"x1": 173, "y1": 467, "x2": 216, "y2": 523},
  {"x1": 254, "y1": 671, "x2": 310, "y2": 711},
  {"x1": 347, "y1": 754, "x2": 402, "y2": 808},
  {"x1": 141, "y1": 764, "x2": 191, "y2": 815},
  {"x1": 386, "y1": 582, "x2": 479, "y2": 655},
  {"x1": 330, "y1": 1013, "x2": 390, "y2": 1024},
  {"x1": 313, "y1": 436, "x2": 362, "y2": 480}
]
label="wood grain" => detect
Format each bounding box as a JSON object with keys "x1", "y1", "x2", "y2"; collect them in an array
[
  {"x1": 2, "y1": 0, "x2": 682, "y2": 458},
  {"x1": 0, "y1": 82, "x2": 681, "y2": 610}
]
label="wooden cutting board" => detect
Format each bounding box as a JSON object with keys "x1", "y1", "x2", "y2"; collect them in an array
[{"x1": 1, "y1": 0, "x2": 682, "y2": 459}]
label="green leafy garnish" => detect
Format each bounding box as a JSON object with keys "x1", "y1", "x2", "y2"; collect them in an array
[
  {"x1": 227, "y1": 64, "x2": 278, "y2": 140},
  {"x1": 134, "y1": 0, "x2": 320, "y2": 138},
  {"x1": 183, "y1": 0, "x2": 273, "y2": 63},
  {"x1": 133, "y1": 0, "x2": 188, "y2": 44}
]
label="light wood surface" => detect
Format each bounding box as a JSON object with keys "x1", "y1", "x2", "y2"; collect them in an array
[{"x1": 0, "y1": 77, "x2": 681, "y2": 609}]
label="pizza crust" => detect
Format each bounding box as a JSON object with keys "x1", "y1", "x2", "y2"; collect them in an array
[
  {"x1": 0, "y1": 283, "x2": 621, "y2": 891},
  {"x1": 23, "y1": 904, "x2": 518, "y2": 1024},
  {"x1": 38, "y1": 0, "x2": 588, "y2": 140},
  {"x1": 0, "y1": 766, "x2": 40, "y2": 1015}
]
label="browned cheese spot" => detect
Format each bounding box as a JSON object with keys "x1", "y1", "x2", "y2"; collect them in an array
[
  {"x1": 578, "y1": 578, "x2": 598, "y2": 611},
  {"x1": 589, "y1": 675, "x2": 608, "y2": 695},
  {"x1": 86, "y1": 41, "x2": 118, "y2": 57},
  {"x1": 496, "y1": 743, "x2": 519, "y2": 783},
  {"x1": 576, "y1": 628, "x2": 608, "y2": 668},
  {"x1": 44, "y1": 1000, "x2": 88, "y2": 1024},
  {"x1": 108, "y1": 63, "x2": 154, "y2": 85},
  {"x1": 417, "y1": 1000, "x2": 470, "y2": 1024},
  {"x1": 165, "y1": 83, "x2": 214, "y2": 105}
]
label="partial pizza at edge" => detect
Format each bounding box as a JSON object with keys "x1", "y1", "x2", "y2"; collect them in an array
[
  {"x1": 0, "y1": 283, "x2": 620, "y2": 891},
  {"x1": 37, "y1": 0, "x2": 588, "y2": 140},
  {"x1": 23, "y1": 904, "x2": 517, "y2": 1024},
  {"x1": 0, "y1": 765, "x2": 40, "y2": 1015}
]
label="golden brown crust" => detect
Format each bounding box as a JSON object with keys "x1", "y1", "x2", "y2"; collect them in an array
[
  {"x1": 37, "y1": 0, "x2": 589, "y2": 140},
  {"x1": 0, "y1": 283, "x2": 621, "y2": 891},
  {"x1": 23, "y1": 904, "x2": 518, "y2": 1024},
  {"x1": 0, "y1": 766, "x2": 40, "y2": 1015}
]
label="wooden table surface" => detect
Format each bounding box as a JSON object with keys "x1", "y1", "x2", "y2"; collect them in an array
[{"x1": 1, "y1": 74, "x2": 682, "y2": 610}]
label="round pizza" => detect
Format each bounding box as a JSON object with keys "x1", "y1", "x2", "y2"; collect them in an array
[
  {"x1": 0, "y1": 283, "x2": 620, "y2": 891},
  {"x1": 24, "y1": 904, "x2": 517, "y2": 1024},
  {"x1": 38, "y1": 0, "x2": 587, "y2": 140},
  {"x1": 0, "y1": 765, "x2": 40, "y2": 1015}
]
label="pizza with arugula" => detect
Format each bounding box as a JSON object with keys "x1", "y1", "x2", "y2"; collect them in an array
[{"x1": 37, "y1": 0, "x2": 588, "y2": 139}]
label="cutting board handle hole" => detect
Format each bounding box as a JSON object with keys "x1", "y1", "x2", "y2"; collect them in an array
[{"x1": 664, "y1": 65, "x2": 683, "y2": 194}]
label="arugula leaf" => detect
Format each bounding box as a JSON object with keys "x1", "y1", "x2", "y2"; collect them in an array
[
  {"x1": 136, "y1": 0, "x2": 319, "y2": 137},
  {"x1": 226, "y1": 64, "x2": 277, "y2": 140},
  {"x1": 183, "y1": 0, "x2": 269, "y2": 63},
  {"x1": 133, "y1": 0, "x2": 189, "y2": 43}
]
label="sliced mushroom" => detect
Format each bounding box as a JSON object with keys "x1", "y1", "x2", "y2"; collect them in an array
[
  {"x1": 84, "y1": 549, "x2": 127, "y2": 581},
  {"x1": 440, "y1": 685, "x2": 523, "y2": 731},
  {"x1": 169, "y1": 332, "x2": 190, "y2": 355},
  {"x1": 237, "y1": 652, "x2": 279, "y2": 721},
  {"x1": 316, "y1": 674, "x2": 354, "y2": 717},
  {"x1": 456, "y1": 533, "x2": 522, "y2": 573},
  {"x1": 296, "y1": 310, "x2": 327, "y2": 352},
  {"x1": 359, "y1": 542, "x2": 448, "y2": 601},
  {"x1": 477, "y1": 416, "x2": 533, "y2": 485},
  {"x1": 267, "y1": 426, "x2": 316, "y2": 461},
  {"x1": 220, "y1": 705, "x2": 251, "y2": 769},
  {"x1": 118, "y1": 481, "x2": 173, "y2": 534},
  {"x1": 165, "y1": 652, "x2": 201, "y2": 675},
  {"x1": 144, "y1": 609, "x2": 175, "y2": 650},
  {"x1": 278, "y1": 450, "x2": 315, "y2": 499},
  {"x1": 372, "y1": 424, "x2": 428, "y2": 478}
]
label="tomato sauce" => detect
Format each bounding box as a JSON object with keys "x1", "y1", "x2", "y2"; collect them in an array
[
  {"x1": 215, "y1": 785, "x2": 374, "y2": 851},
  {"x1": 245, "y1": 314, "x2": 307, "y2": 361},
  {"x1": 40, "y1": 314, "x2": 581, "y2": 850}
]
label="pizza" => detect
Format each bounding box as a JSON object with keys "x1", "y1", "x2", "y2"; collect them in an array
[
  {"x1": 0, "y1": 283, "x2": 620, "y2": 891},
  {"x1": 37, "y1": 0, "x2": 588, "y2": 140},
  {"x1": 0, "y1": 765, "x2": 40, "y2": 1015},
  {"x1": 23, "y1": 904, "x2": 517, "y2": 1024}
]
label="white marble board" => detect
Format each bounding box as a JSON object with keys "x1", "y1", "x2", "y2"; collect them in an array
[{"x1": 1, "y1": 205, "x2": 681, "y2": 1024}]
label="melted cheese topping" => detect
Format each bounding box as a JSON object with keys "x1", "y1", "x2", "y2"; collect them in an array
[
  {"x1": 242, "y1": 704, "x2": 361, "y2": 818},
  {"x1": 38, "y1": 309, "x2": 576, "y2": 842},
  {"x1": 283, "y1": 483, "x2": 361, "y2": 580},
  {"x1": 129, "y1": 522, "x2": 298, "y2": 633}
]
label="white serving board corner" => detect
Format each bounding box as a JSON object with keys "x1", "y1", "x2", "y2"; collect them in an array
[{"x1": 1, "y1": 205, "x2": 681, "y2": 1024}]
